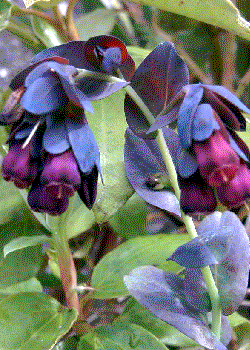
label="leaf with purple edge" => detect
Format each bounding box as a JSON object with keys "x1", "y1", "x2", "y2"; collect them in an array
[
  {"x1": 124, "y1": 127, "x2": 181, "y2": 216},
  {"x1": 125, "y1": 42, "x2": 188, "y2": 137},
  {"x1": 124, "y1": 265, "x2": 226, "y2": 350}
]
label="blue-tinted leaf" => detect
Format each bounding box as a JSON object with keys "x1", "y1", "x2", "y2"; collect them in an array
[
  {"x1": 229, "y1": 133, "x2": 249, "y2": 161},
  {"x1": 203, "y1": 84, "x2": 250, "y2": 114},
  {"x1": 147, "y1": 103, "x2": 182, "y2": 134},
  {"x1": 168, "y1": 225, "x2": 233, "y2": 268},
  {"x1": 215, "y1": 212, "x2": 250, "y2": 315},
  {"x1": 177, "y1": 148, "x2": 198, "y2": 178},
  {"x1": 177, "y1": 84, "x2": 204, "y2": 149},
  {"x1": 124, "y1": 128, "x2": 181, "y2": 216},
  {"x1": 203, "y1": 87, "x2": 245, "y2": 131},
  {"x1": 192, "y1": 104, "x2": 220, "y2": 141},
  {"x1": 21, "y1": 73, "x2": 65, "y2": 115},
  {"x1": 76, "y1": 77, "x2": 128, "y2": 101},
  {"x1": 124, "y1": 266, "x2": 226, "y2": 350},
  {"x1": 31, "y1": 41, "x2": 92, "y2": 70},
  {"x1": 131, "y1": 41, "x2": 189, "y2": 116},
  {"x1": 184, "y1": 268, "x2": 211, "y2": 313},
  {"x1": 125, "y1": 41, "x2": 188, "y2": 136},
  {"x1": 66, "y1": 118, "x2": 101, "y2": 174},
  {"x1": 43, "y1": 113, "x2": 70, "y2": 154}
]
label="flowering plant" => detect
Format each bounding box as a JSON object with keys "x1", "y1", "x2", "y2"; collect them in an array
[{"x1": 1, "y1": 0, "x2": 250, "y2": 349}]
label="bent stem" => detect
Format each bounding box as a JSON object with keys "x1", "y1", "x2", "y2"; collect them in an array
[
  {"x1": 125, "y1": 86, "x2": 221, "y2": 338},
  {"x1": 46, "y1": 198, "x2": 79, "y2": 311}
]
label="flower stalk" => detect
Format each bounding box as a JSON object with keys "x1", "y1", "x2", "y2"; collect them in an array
[
  {"x1": 46, "y1": 198, "x2": 79, "y2": 311},
  {"x1": 125, "y1": 85, "x2": 221, "y2": 338}
]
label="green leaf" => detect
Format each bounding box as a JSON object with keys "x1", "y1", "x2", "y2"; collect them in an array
[
  {"x1": 53, "y1": 336, "x2": 79, "y2": 350},
  {"x1": 228, "y1": 312, "x2": 250, "y2": 328},
  {"x1": 0, "y1": 292, "x2": 77, "y2": 350},
  {"x1": 86, "y1": 91, "x2": 134, "y2": 224},
  {"x1": 121, "y1": 299, "x2": 197, "y2": 347},
  {"x1": 109, "y1": 193, "x2": 147, "y2": 239},
  {"x1": 91, "y1": 233, "x2": 189, "y2": 298},
  {"x1": 130, "y1": 0, "x2": 250, "y2": 42},
  {"x1": 65, "y1": 199, "x2": 95, "y2": 239},
  {"x1": 31, "y1": 15, "x2": 65, "y2": 47},
  {"x1": 95, "y1": 322, "x2": 168, "y2": 350},
  {"x1": 233, "y1": 322, "x2": 250, "y2": 349},
  {"x1": 0, "y1": 277, "x2": 42, "y2": 294},
  {"x1": 3, "y1": 235, "x2": 50, "y2": 257},
  {"x1": 35, "y1": 0, "x2": 63, "y2": 10},
  {"x1": 0, "y1": 216, "x2": 45, "y2": 288},
  {"x1": 23, "y1": 0, "x2": 50, "y2": 8},
  {"x1": 127, "y1": 46, "x2": 151, "y2": 68},
  {"x1": 0, "y1": 0, "x2": 12, "y2": 32},
  {"x1": 76, "y1": 8, "x2": 116, "y2": 41},
  {"x1": 78, "y1": 333, "x2": 122, "y2": 350}
]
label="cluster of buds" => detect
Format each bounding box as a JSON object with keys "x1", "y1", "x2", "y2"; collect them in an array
[{"x1": 0, "y1": 36, "x2": 135, "y2": 215}]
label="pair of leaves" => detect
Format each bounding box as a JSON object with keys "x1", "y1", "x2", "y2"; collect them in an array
[{"x1": 123, "y1": 212, "x2": 249, "y2": 348}]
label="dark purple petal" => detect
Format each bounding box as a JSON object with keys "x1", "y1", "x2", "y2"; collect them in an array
[
  {"x1": 40, "y1": 149, "x2": 81, "y2": 199},
  {"x1": 193, "y1": 130, "x2": 240, "y2": 187},
  {"x1": 21, "y1": 73, "x2": 66, "y2": 115},
  {"x1": 28, "y1": 180, "x2": 69, "y2": 215},
  {"x1": 2, "y1": 141, "x2": 38, "y2": 189},
  {"x1": 78, "y1": 165, "x2": 98, "y2": 209},
  {"x1": 229, "y1": 134, "x2": 249, "y2": 162},
  {"x1": 192, "y1": 104, "x2": 220, "y2": 141},
  {"x1": 96, "y1": 46, "x2": 122, "y2": 74},
  {"x1": 203, "y1": 84, "x2": 250, "y2": 114},
  {"x1": 177, "y1": 148, "x2": 198, "y2": 178},
  {"x1": 43, "y1": 113, "x2": 70, "y2": 154},
  {"x1": 124, "y1": 266, "x2": 226, "y2": 350},
  {"x1": 66, "y1": 118, "x2": 101, "y2": 174},
  {"x1": 217, "y1": 163, "x2": 250, "y2": 208},
  {"x1": 124, "y1": 128, "x2": 181, "y2": 216},
  {"x1": 0, "y1": 87, "x2": 25, "y2": 125},
  {"x1": 10, "y1": 56, "x2": 69, "y2": 91},
  {"x1": 14, "y1": 121, "x2": 36, "y2": 140},
  {"x1": 229, "y1": 130, "x2": 250, "y2": 162},
  {"x1": 203, "y1": 88, "x2": 245, "y2": 131},
  {"x1": 179, "y1": 172, "x2": 217, "y2": 215},
  {"x1": 177, "y1": 84, "x2": 204, "y2": 149}
]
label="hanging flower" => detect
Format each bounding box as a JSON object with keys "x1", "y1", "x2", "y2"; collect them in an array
[
  {"x1": 149, "y1": 83, "x2": 250, "y2": 214},
  {"x1": 1, "y1": 35, "x2": 135, "y2": 215}
]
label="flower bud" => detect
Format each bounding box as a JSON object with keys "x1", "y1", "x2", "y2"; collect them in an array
[
  {"x1": 40, "y1": 149, "x2": 81, "y2": 199},
  {"x1": 2, "y1": 141, "x2": 38, "y2": 189},
  {"x1": 193, "y1": 130, "x2": 240, "y2": 187},
  {"x1": 217, "y1": 163, "x2": 250, "y2": 208},
  {"x1": 28, "y1": 180, "x2": 69, "y2": 215},
  {"x1": 179, "y1": 173, "x2": 217, "y2": 215}
]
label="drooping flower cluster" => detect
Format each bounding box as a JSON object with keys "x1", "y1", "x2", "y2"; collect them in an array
[
  {"x1": 124, "y1": 41, "x2": 250, "y2": 216},
  {"x1": 1, "y1": 35, "x2": 135, "y2": 215},
  {"x1": 150, "y1": 84, "x2": 250, "y2": 215}
]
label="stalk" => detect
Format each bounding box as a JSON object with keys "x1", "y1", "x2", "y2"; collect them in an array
[{"x1": 125, "y1": 85, "x2": 221, "y2": 338}]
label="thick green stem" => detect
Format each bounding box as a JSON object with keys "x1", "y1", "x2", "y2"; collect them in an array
[
  {"x1": 46, "y1": 198, "x2": 79, "y2": 311},
  {"x1": 125, "y1": 85, "x2": 221, "y2": 338}
]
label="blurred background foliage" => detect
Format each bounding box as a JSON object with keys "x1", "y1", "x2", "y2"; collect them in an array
[{"x1": 1, "y1": 0, "x2": 250, "y2": 348}]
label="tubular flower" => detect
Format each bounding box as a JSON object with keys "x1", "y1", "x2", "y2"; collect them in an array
[
  {"x1": 150, "y1": 83, "x2": 250, "y2": 215},
  {"x1": 1, "y1": 36, "x2": 135, "y2": 215}
]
